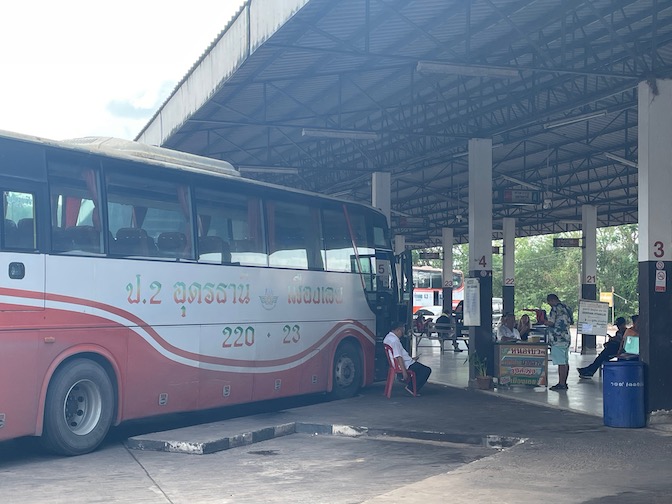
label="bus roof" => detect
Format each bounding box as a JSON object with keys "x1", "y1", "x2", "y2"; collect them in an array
[
  {"x1": 0, "y1": 129, "x2": 386, "y2": 215},
  {"x1": 63, "y1": 136, "x2": 239, "y2": 177}
]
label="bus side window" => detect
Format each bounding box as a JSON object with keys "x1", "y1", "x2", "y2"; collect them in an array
[
  {"x1": 3, "y1": 191, "x2": 36, "y2": 250},
  {"x1": 3, "y1": 218, "x2": 18, "y2": 248},
  {"x1": 194, "y1": 186, "x2": 266, "y2": 267},
  {"x1": 48, "y1": 159, "x2": 103, "y2": 254},
  {"x1": 322, "y1": 207, "x2": 354, "y2": 273},
  {"x1": 105, "y1": 170, "x2": 193, "y2": 260},
  {"x1": 266, "y1": 200, "x2": 323, "y2": 270}
]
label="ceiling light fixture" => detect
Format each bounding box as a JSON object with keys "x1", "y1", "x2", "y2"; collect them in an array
[
  {"x1": 604, "y1": 153, "x2": 638, "y2": 169},
  {"x1": 543, "y1": 110, "x2": 607, "y2": 130},
  {"x1": 237, "y1": 165, "x2": 299, "y2": 175},
  {"x1": 302, "y1": 128, "x2": 379, "y2": 140},
  {"x1": 416, "y1": 61, "x2": 520, "y2": 78}
]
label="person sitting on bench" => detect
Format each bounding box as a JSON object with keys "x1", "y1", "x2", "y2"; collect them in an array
[{"x1": 436, "y1": 306, "x2": 462, "y2": 352}]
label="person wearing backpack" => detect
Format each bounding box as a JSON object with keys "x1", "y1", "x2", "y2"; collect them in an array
[{"x1": 543, "y1": 293, "x2": 573, "y2": 391}]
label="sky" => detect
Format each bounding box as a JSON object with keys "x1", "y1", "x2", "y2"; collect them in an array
[{"x1": 0, "y1": 1, "x2": 247, "y2": 141}]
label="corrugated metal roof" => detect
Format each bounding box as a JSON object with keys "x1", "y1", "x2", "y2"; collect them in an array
[{"x1": 137, "y1": 0, "x2": 671, "y2": 245}]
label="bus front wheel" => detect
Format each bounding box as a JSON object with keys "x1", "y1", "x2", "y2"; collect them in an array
[
  {"x1": 331, "y1": 342, "x2": 361, "y2": 399},
  {"x1": 42, "y1": 359, "x2": 115, "y2": 456}
]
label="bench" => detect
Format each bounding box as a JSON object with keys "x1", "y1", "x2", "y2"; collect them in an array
[{"x1": 413, "y1": 322, "x2": 469, "y2": 354}]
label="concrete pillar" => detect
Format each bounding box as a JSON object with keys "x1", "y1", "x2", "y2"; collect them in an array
[
  {"x1": 394, "y1": 235, "x2": 405, "y2": 256},
  {"x1": 442, "y1": 227, "x2": 454, "y2": 314},
  {"x1": 502, "y1": 217, "x2": 515, "y2": 314},
  {"x1": 581, "y1": 205, "x2": 597, "y2": 353},
  {"x1": 468, "y1": 138, "x2": 494, "y2": 378},
  {"x1": 638, "y1": 78, "x2": 672, "y2": 413},
  {"x1": 371, "y1": 172, "x2": 391, "y2": 224}
]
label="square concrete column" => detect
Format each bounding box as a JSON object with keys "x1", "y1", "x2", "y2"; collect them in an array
[
  {"x1": 371, "y1": 172, "x2": 391, "y2": 225},
  {"x1": 442, "y1": 227, "x2": 454, "y2": 313},
  {"x1": 638, "y1": 78, "x2": 672, "y2": 413},
  {"x1": 468, "y1": 138, "x2": 494, "y2": 378},
  {"x1": 502, "y1": 217, "x2": 515, "y2": 314},
  {"x1": 581, "y1": 205, "x2": 597, "y2": 353}
]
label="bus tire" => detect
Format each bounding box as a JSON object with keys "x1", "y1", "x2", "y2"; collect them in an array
[
  {"x1": 331, "y1": 341, "x2": 361, "y2": 399},
  {"x1": 42, "y1": 359, "x2": 115, "y2": 456}
]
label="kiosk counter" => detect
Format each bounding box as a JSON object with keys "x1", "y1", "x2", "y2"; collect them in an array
[{"x1": 496, "y1": 342, "x2": 548, "y2": 387}]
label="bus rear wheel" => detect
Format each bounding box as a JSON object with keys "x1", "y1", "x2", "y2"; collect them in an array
[
  {"x1": 331, "y1": 342, "x2": 361, "y2": 399},
  {"x1": 42, "y1": 359, "x2": 114, "y2": 456}
]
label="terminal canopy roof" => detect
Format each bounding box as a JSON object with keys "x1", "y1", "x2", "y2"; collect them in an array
[{"x1": 137, "y1": 0, "x2": 672, "y2": 246}]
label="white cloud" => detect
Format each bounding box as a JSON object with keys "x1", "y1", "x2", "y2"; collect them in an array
[{"x1": 0, "y1": 0, "x2": 245, "y2": 140}]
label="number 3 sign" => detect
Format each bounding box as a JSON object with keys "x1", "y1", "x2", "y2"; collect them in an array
[{"x1": 653, "y1": 241, "x2": 666, "y2": 260}]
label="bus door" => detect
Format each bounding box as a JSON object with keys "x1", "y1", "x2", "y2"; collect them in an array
[
  {"x1": 0, "y1": 185, "x2": 45, "y2": 312},
  {"x1": 352, "y1": 250, "x2": 400, "y2": 380}
]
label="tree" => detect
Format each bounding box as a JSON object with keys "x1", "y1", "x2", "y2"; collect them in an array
[{"x1": 410, "y1": 224, "x2": 639, "y2": 320}]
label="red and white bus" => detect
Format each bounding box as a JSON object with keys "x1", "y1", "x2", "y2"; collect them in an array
[
  {"x1": 412, "y1": 266, "x2": 464, "y2": 312},
  {"x1": 0, "y1": 131, "x2": 402, "y2": 455}
]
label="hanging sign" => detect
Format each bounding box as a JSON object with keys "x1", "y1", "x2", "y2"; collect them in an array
[
  {"x1": 495, "y1": 189, "x2": 542, "y2": 205},
  {"x1": 553, "y1": 238, "x2": 581, "y2": 247}
]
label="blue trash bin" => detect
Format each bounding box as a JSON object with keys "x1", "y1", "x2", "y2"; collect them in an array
[{"x1": 603, "y1": 360, "x2": 645, "y2": 428}]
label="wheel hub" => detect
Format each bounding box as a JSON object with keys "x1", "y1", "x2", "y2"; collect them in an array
[{"x1": 63, "y1": 379, "x2": 102, "y2": 436}]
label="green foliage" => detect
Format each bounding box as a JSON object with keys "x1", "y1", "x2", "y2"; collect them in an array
[
  {"x1": 465, "y1": 351, "x2": 488, "y2": 377},
  {"x1": 413, "y1": 224, "x2": 639, "y2": 320}
]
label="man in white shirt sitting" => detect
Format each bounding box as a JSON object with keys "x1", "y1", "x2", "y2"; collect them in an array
[
  {"x1": 383, "y1": 322, "x2": 432, "y2": 396},
  {"x1": 497, "y1": 313, "x2": 521, "y2": 343}
]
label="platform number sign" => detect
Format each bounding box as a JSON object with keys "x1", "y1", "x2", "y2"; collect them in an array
[
  {"x1": 377, "y1": 259, "x2": 391, "y2": 288},
  {"x1": 652, "y1": 240, "x2": 666, "y2": 260}
]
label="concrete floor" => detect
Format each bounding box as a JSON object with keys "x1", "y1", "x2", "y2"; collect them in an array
[{"x1": 418, "y1": 333, "x2": 608, "y2": 418}]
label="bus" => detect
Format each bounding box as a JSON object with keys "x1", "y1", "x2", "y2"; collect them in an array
[
  {"x1": 0, "y1": 131, "x2": 403, "y2": 455},
  {"x1": 412, "y1": 266, "x2": 464, "y2": 312}
]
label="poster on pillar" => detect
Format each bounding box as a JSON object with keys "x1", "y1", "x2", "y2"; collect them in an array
[
  {"x1": 463, "y1": 278, "x2": 481, "y2": 326},
  {"x1": 577, "y1": 300, "x2": 609, "y2": 336}
]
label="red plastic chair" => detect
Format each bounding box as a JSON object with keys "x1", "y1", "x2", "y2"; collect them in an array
[{"x1": 384, "y1": 343, "x2": 417, "y2": 398}]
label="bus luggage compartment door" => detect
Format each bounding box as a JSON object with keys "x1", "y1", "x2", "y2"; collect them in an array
[{"x1": 0, "y1": 253, "x2": 46, "y2": 311}]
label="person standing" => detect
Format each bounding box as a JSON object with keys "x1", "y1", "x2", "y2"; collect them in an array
[
  {"x1": 452, "y1": 300, "x2": 465, "y2": 352},
  {"x1": 383, "y1": 322, "x2": 432, "y2": 396},
  {"x1": 577, "y1": 316, "x2": 627, "y2": 378},
  {"x1": 544, "y1": 293, "x2": 573, "y2": 391}
]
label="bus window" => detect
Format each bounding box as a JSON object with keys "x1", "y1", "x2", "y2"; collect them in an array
[
  {"x1": 194, "y1": 187, "x2": 266, "y2": 266},
  {"x1": 3, "y1": 190, "x2": 36, "y2": 250},
  {"x1": 106, "y1": 171, "x2": 193, "y2": 259},
  {"x1": 266, "y1": 200, "x2": 322, "y2": 270},
  {"x1": 322, "y1": 207, "x2": 354, "y2": 272},
  {"x1": 370, "y1": 212, "x2": 390, "y2": 249},
  {"x1": 48, "y1": 160, "x2": 103, "y2": 254}
]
